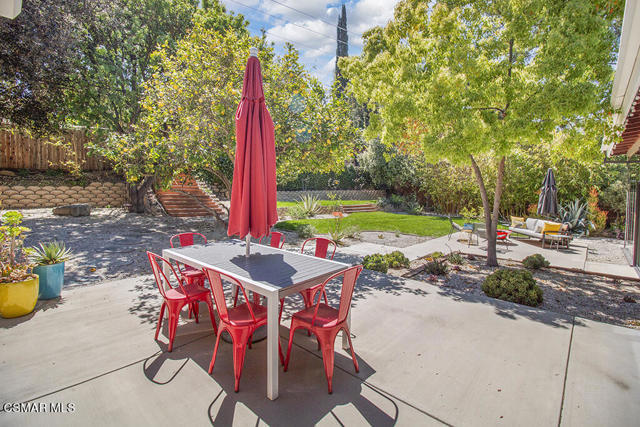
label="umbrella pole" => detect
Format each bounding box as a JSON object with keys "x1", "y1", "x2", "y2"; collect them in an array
[{"x1": 245, "y1": 234, "x2": 250, "y2": 257}]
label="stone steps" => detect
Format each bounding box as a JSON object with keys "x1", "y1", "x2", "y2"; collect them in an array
[
  {"x1": 155, "y1": 177, "x2": 225, "y2": 217},
  {"x1": 342, "y1": 203, "x2": 378, "y2": 213}
]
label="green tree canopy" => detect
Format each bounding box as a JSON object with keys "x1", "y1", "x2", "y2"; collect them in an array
[
  {"x1": 96, "y1": 23, "x2": 359, "y2": 193},
  {"x1": 68, "y1": 0, "x2": 247, "y2": 134},
  {"x1": 341, "y1": 0, "x2": 619, "y2": 265},
  {"x1": 0, "y1": 0, "x2": 81, "y2": 135}
]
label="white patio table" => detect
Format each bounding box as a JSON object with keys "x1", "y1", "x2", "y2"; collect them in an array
[{"x1": 161, "y1": 240, "x2": 350, "y2": 400}]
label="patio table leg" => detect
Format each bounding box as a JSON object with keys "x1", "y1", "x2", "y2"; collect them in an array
[
  {"x1": 342, "y1": 309, "x2": 351, "y2": 350},
  {"x1": 266, "y1": 293, "x2": 279, "y2": 400},
  {"x1": 161, "y1": 249, "x2": 171, "y2": 290}
]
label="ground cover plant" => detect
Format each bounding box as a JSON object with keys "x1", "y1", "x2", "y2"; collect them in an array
[
  {"x1": 424, "y1": 258, "x2": 449, "y2": 276},
  {"x1": 523, "y1": 254, "x2": 550, "y2": 270},
  {"x1": 362, "y1": 254, "x2": 388, "y2": 273},
  {"x1": 276, "y1": 212, "x2": 461, "y2": 237},
  {"x1": 482, "y1": 269, "x2": 543, "y2": 307},
  {"x1": 385, "y1": 251, "x2": 410, "y2": 268}
]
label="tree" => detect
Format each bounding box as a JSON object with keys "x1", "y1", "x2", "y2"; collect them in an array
[
  {"x1": 0, "y1": 1, "x2": 81, "y2": 135},
  {"x1": 341, "y1": 0, "x2": 619, "y2": 265},
  {"x1": 69, "y1": 0, "x2": 247, "y2": 211},
  {"x1": 334, "y1": 4, "x2": 349, "y2": 95},
  {"x1": 94, "y1": 23, "x2": 359, "y2": 207}
]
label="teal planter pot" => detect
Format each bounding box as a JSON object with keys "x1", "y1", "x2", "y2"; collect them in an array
[{"x1": 34, "y1": 262, "x2": 65, "y2": 299}]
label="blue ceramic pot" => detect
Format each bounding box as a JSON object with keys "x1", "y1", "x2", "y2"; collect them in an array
[{"x1": 33, "y1": 262, "x2": 65, "y2": 299}]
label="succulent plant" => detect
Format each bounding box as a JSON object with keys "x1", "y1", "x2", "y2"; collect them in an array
[{"x1": 31, "y1": 241, "x2": 73, "y2": 266}]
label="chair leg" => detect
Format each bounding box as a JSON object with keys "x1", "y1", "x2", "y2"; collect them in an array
[
  {"x1": 193, "y1": 302, "x2": 200, "y2": 324},
  {"x1": 155, "y1": 302, "x2": 166, "y2": 340},
  {"x1": 317, "y1": 331, "x2": 338, "y2": 394},
  {"x1": 208, "y1": 327, "x2": 224, "y2": 374},
  {"x1": 205, "y1": 297, "x2": 218, "y2": 335},
  {"x1": 344, "y1": 326, "x2": 359, "y2": 373},
  {"x1": 231, "y1": 329, "x2": 251, "y2": 392},
  {"x1": 167, "y1": 312, "x2": 179, "y2": 352},
  {"x1": 232, "y1": 286, "x2": 239, "y2": 307},
  {"x1": 284, "y1": 320, "x2": 301, "y2": 371}
]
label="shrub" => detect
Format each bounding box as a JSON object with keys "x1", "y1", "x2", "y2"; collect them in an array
[
  {"x1": 482, "y1": 269, "x2": 543, "y2": 307},
  {"x1": 424, "y1": 258, "x2": 448, "y2": 275},
  {"x1": 274, "y1": 222, "x2": 316, "y2": 239},
  {"x1": 447, "y1": 252, "x2": 465, "y2": 265},
  {"x1": 363, "y1": 254, "x2": 388, "y2": 273},
  {"x1": 522, "y1": 254, "x2": 550, "y2": 270},
  {"x1": 385, "y1": 250, "x2": 410, "y2": 268},
  {"x1": 587, "y1": 187, "x2": 608, "y2": 234},
  {"x1": 389, "y1": 194, "x2": 405, "y2": 209},
  {"x1": 404, "y1": 195, "x2": 423, "y2": 215},
  {"x1": 429, "y1": 251, "x2": 445, "y2": 259}
]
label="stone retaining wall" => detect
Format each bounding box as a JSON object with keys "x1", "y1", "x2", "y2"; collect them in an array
[
  {"x1": 0, "y1": 182, "x2": 127, "y2": 209},
  {"x1": 277, "y1": 189, "x2": 384, "y2": 202}
]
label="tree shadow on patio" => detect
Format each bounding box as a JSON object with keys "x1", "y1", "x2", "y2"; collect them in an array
[
  {"x1": 141, "y1": 331, "x2": 406, "y2": 427},
  {"x1": 435, "y1": 280, "x2": 579, "y2": 329}
]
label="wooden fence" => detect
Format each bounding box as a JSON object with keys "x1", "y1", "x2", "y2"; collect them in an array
[{"x1": 0, "y1": 128, "x2": 109, "y2": 171}]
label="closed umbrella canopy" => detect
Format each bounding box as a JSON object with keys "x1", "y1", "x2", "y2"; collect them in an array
[
  {"x1": 537, "y1": 168, "x2": 558, "y2": 216},
  {"x1": 227, "y1": 48, "x2": 278, "y2": 252}
]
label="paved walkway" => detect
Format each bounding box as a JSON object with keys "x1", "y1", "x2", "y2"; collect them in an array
[
  {"x1": 339, "y1": 233, "x2": 638, "y2": 280},
  {"x1": 1, "y1": 272, "x2": 638, "y2": 426}
]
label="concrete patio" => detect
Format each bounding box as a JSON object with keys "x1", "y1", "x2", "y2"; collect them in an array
[
  {"x1": 1, "y1": 271, "x2": 638, "y2": 426},
  {"x1": 340, "y1": 232, "x2": 639, "y2": 280}
]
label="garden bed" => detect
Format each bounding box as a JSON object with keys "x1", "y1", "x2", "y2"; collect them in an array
[{"x1": 388, "y1": 255, "x2": 640, "y2": 330}]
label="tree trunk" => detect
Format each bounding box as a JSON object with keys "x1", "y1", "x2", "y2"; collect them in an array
[
  {"x1": 470, "y1": 155, "x2": 506, "y2": 267},
  {"x1": 127, "y1": 176, "x2": 154, "y2": 213}
]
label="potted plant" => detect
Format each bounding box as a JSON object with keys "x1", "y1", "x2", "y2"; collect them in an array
[
  {"x1": 0, "y1": 211, "x2": 39, "y2": 318},
  {"x1": 32, "y1": 241, "x2": 73, "y2": 299}
]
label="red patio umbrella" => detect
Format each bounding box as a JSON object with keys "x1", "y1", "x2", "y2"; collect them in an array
[{"x1": 227, "y1": 47, "x2": 278, "y2": 256}]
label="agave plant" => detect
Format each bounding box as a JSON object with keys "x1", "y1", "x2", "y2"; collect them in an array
[
  {"x1": 557, "y1": 199, "x2": 593, "y2": 236},
  {"x1": 31, "y1": 241, "x2": 73, "y2": 266},
  {"x1": 298, "y1": 194, "x2": 321, "y2": 217}
]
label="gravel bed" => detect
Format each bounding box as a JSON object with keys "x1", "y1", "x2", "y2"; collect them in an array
[
  {"x1": 15, "y1": 208, "x2": 228, "y2": 286},
  {"x1": 389, "y1": 256, "x2": 640, "y2": 330},
  {"x1": 579, "y1": 237, "x2": 628, "y2": 265}
]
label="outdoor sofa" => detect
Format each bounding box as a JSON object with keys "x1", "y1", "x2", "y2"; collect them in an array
[{"x1": 508, "y1": 217, "x2": 571, "y2": 248}]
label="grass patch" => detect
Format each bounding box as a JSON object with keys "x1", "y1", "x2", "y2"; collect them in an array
[
  {"x1": 277, "y1": 199, "x2": 376, "y2": 208},
  {"x1": 275, "y1": 212, "x2": 465, "y2": 237}
]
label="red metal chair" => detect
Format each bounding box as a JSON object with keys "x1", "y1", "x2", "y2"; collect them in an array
[
  {"x1": 147, "y1": 252, "x2": 217, "y2": 352},
  {"x1": 298, "y1": 237, "x2": 337, "y2": 307},
  {"x1": 203, "y1": 267, "x2": 280, "y2": 392},
  {"x1": 170, "y1": 232, "x2": 208, "y2": 286},
  {"x1": 284, "y1": 265, "x2": 363, "y2": 394},
  {"x1": 258, "y1": 231, "x2": 285, "y2": 249},
  {"x1": 170, "y1": 232, "x2": 207, "y2": 318}
]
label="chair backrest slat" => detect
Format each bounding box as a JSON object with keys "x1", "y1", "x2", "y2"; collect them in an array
[
  {"x1": 203, "y1": 267, "x2": 256, "y2": 324},
  {"x1": 170, "y1": 232, "x2": 207, "y2": 249},
  {"x1": 147, "y1": 252, "x2": 184, "y2": 298},
  {"x1": 259, "y1": 231, "x2": 285, "y2": 249},
  {"x1": 312, "y1": 265, "x2": 363, "y2": 326},
  {"x1": 301, "y1": 237, "x2": 336, "y2": 260}
]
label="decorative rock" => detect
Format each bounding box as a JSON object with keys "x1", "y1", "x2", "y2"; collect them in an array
[
  {"x1": 0, "y1": 170, "x2": 16, "y2": 176},
  {"x1": 53, "y1": 204, "x2": 91, "y2": 217},
  {"x1": 623, "y1": 295, "x2": 636, "y2": 303}
]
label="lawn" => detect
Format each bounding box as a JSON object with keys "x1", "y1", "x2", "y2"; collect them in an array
[
  {"x1": 276, "y1": 199, "x2": 376, "y2": 208},
  {"x1": 275, "y1": 211, "x2": 465, "y2": 237}
]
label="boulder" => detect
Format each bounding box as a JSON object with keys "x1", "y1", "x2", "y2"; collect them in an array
[
  {"x1": 53, "y1": 204, "x2": 91, "y2": 217},
  {"x1": 0, "y1": 170, "x2": 16, "y2": 176}
]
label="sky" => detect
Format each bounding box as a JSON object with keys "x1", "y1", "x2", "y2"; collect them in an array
[{"x1": 219, "y1": 0, "x2": 401, "y2": 87}]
